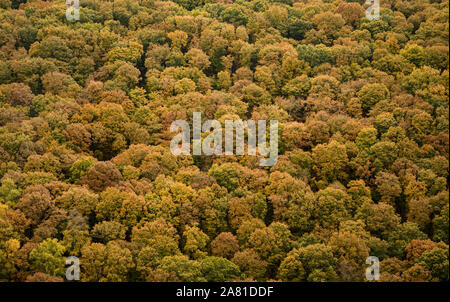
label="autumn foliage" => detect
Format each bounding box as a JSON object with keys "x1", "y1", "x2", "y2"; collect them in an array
[{"x1": 0, "y1": 0, "x2": 448, "y2": 282}]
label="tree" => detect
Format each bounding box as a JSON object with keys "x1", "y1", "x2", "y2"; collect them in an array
[
  {"x1": 0, "y1": 238, "x2": 20, "y2": 281},
  {"x1": 131, "y1": 218, "x2": 180, "y2": 261},
  {"x1": 210, "y1": 232, "x2": 239, "y2": 260},
  {"x1": 433, "y1": 204, "x2": 449, "y2": 244},
  {"x1": 62, "y1": 229, "x2": 91, "y2": 257},
  {"x1": 231, "y1": 249, "x2": 267, "y2": 281},
  {"x1": 375, "y1": 172, "x2": 402, "y2": 205},
  {"x1": 312, "y1": 186, "x2": 351, "y2": 229},
  {"x1": 168, "y1": 30, "x2": 189, "y2": 50},
  {"x1": 249, "y1": 222, "x2": 293, "y2": 271},
  {"x1": 297, "y1": 44, "x2": 332, "y2": 68},
  {"x1": 97, "y1": 187, "x2": 149, "y2": 228},
  {"x1": 312, "y1": 140, "x2": 349, "y2": 185},
  {"x1": 356, "y1": 127, "x2": 378, "y2": 150},
  {"x1": 194, "y1": 185, "x2": 229, "y2": 238},
  {"x1": 220, "y1": 6, "x2": 248, "y2": 27},
  {"x1": 241, "y1": 83, "x2": 272, "y2": 109},
  {"x1": 185, "y1": 48, "x2": 211, "y2": 71},
  {"x1": 278, "y1": 244, "x2": 338, "y2": 282},
  {"x1": 182, "y1": 225, "x2": 209, "y2": 259},
  {"x1": 107, "y1": 41, "x2": 144, "y2": 66},
  {"x1": 80, "y1": 161, "x2": 122, "y2": 192},
  {"x1": 405, "y1": 239, "x2": 438, "y2": 263},
  {"x1": 329, "y1": 231, "x2": 369, "y2": 281},
  {"x1": 387, "y1": 223, "x2": 428, "y2": 259},
  {"x1": 265, "y1": 171, "x2": 314, "y2": 232},
  {"x1": 356, "y1": 201, "x2": 401, "y2": 239},
  {"x1": 0, "y1": 0, "x2": 448, "y2": 283},
  {"x1": 208, "y1": 163, "x2": 239, "y2": 192},
  {"x1": 357, "y1": 83, "x2": 389, "y2": 115},
  {"x1": 149, "y1": 255, "x2": 205, "y2": 282},
  {"x1": 282, "y1": 75, "x2": 311, "y2": 98},
  {"x1": 0, "y1": 178, "x2": 21, "y2": 207},
  {"x1": 55, "y1": 186, "x2": 98, "y2": 216},
  {"x1": 15, "y1": 185, "x2": 53, "y2": 226},
  {"x1": 81, "y1": 241, "x2": 133, "y2": 282},
  {"x1": 29, "y1": 239, "x2": 65, "y2": 277},
  {"x1": 335, "y1": 2, "x2": 365, "y2": 27},
  {"x1": 0, "y1": 83, "x2": 35, "y2": 106},
  {"x1": 199, "y1": 256, "x2": 241, "y2": 282},
  {"x1": 25, "y1": 272, "x2": 63, "y2": 282},
  {"x1": 92, "y1": 221, "x2": 127, "y2": 244},
  {"x1": 69, "y1": 157, "x2": 96, "y2": 183},
  {"x1": 416, "y1": 242, "x2": 449, "y2": 281}
]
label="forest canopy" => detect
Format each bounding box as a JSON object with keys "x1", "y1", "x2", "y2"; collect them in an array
[{"x1": 0, "y1": 0, "x2": 448, "y2": 282}]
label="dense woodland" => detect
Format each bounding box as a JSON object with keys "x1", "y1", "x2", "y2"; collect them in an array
[{"x1": 0, "y1": 0, "x2": 448, "y2": 282}]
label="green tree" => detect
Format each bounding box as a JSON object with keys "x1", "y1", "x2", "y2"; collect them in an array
[{"x1": 29, "y1": 239, "x2": 65, "y2": 277}]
